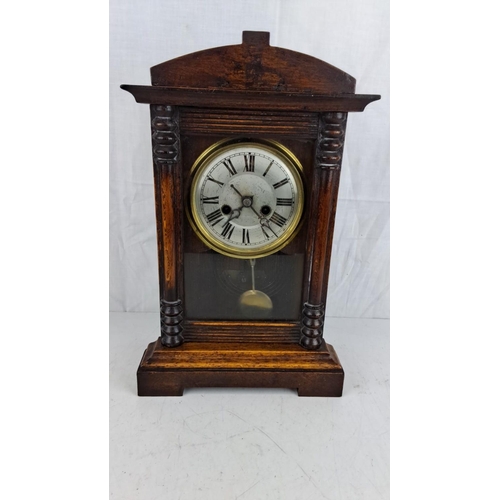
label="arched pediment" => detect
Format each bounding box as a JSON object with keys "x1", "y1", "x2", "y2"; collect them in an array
[{"x1": 150, "y1": 31, "x2": 356, "y2": 94}]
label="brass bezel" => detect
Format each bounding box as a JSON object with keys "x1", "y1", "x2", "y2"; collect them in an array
[{"x1": 187, "y1": 138, "x2": 305, "y2": 259}]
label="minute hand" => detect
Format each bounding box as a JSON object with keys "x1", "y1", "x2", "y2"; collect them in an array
[
  {"x1": 248, "y1": 205, "x2": 261, "y2": 219},
  {"x1": 254, "y1": 209, "x2": 279, "y2": 238},
  {"x1": 230, "y1": 184, "x2": 245, "y2": 199}
]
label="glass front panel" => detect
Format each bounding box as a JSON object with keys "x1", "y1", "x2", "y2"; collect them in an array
[{"x1": 184, "y1": 252, "x2": 304, "y2": 321}]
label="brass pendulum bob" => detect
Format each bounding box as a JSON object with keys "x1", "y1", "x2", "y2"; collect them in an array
[{"x1": 238, "y1": 258, "x2": 273, "y2": 318}]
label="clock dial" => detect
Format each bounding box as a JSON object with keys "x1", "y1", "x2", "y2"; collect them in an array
[{"x1": 189, "y1": 139, "x2": 304, "y2": 258}]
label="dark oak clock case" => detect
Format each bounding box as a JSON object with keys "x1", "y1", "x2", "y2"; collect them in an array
[{"x1": 121, "y1": 31, "x2": 379, "y2": 396}]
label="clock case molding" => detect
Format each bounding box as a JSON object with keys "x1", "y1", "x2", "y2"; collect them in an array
[{"x1": 121, "y1": 31, "x2": 380, "y2": 397}]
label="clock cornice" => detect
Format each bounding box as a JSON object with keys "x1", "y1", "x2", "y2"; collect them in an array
[{"x1": 121, "y1": 31, "x2": 380, "y2": 111}]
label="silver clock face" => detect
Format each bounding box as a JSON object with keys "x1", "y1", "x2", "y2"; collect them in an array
[{"x1": 189, "y1": 140, "x2": 305, "y2": 258}]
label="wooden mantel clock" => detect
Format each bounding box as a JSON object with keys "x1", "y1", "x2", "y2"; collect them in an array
[{"x1": 121, "y1": 31, "x2": 379, "y2": 397}]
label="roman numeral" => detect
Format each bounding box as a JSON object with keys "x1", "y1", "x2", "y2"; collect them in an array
[
  {"x1": 221, "y1": 221, "x2": 235, "y2": 239},
  {"x1": 207, "y1": 209, "x2": 224, "y2": 226},
  {"x1": 276, "y1": 197, "x2": 293, "y2": 206},
  {"x1": 273, "y1": 178, "x2": 289, "y2": 189},
  {"x1": 208, "y1": 176, "x2": 224, "y2": 187},
  {"x1": 202, "y1": 196, "x2": 219, "y2": 204},
  {"x1": 244, "y1": 154, "x2": 255, "y2": 172},
  {"x1": 242, "y1": 228, "x2": 250, "y2": 244},
  {"x1": 269, "y1": 212, "x2": 287, "y2": 228},
  {"x1": 263, "y1": 160, "x2": 273, "y2": 177},
  {"x1": 223, "y1": 159, "x2": 237, "y2": 176}
]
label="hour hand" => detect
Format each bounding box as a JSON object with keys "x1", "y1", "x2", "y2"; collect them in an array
[{"x1": 228, "y1": 207, "x2": 242, "y2": 221}]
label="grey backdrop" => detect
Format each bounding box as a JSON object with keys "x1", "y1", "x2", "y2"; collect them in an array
[{"x1": 110, "y1": 0, "x2": 389, "y2": 318}]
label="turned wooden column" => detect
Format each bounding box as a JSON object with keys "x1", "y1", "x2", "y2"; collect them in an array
[
  {"x1": 150, "y1": 105, "x2": 184, "y2": 347},
  {"x1": 300, "y1": 111, "x2": 347, "y2": 349}
]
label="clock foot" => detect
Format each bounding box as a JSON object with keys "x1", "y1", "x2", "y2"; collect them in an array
[{"x1": 136, "y1": 338, "x2": 344, "y2": 397}]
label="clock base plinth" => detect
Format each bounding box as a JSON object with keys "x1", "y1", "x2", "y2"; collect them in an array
[{"x1": 137, "y1": 339, "x2": 344, "y2": 397}]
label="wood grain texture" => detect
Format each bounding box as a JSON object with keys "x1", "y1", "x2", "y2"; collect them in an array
[
  {"x1": 150, "y1": 31, "x2": 355, "y2": 94},
  {"x1": 142, "y1": 339, "x2": 337, "y2": 370},
  {"x1": 300, "y1": 112, "x2": 347, "y2": 349},
  {"x1": 137, "y1": 339, "x2": 344, "y2": 397},
  {"x1": 121, "y1": 86, "x2": 379, "y2": 112},
  {"x1": 151, "y1": 105, "x2": 184, "y2": 346},
  {"x1": 182, "y1": 320, "x2": 300, "y2": 343},
  {"x1": 179, "y1": 108, "x2": 318, "y2": 138}
]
